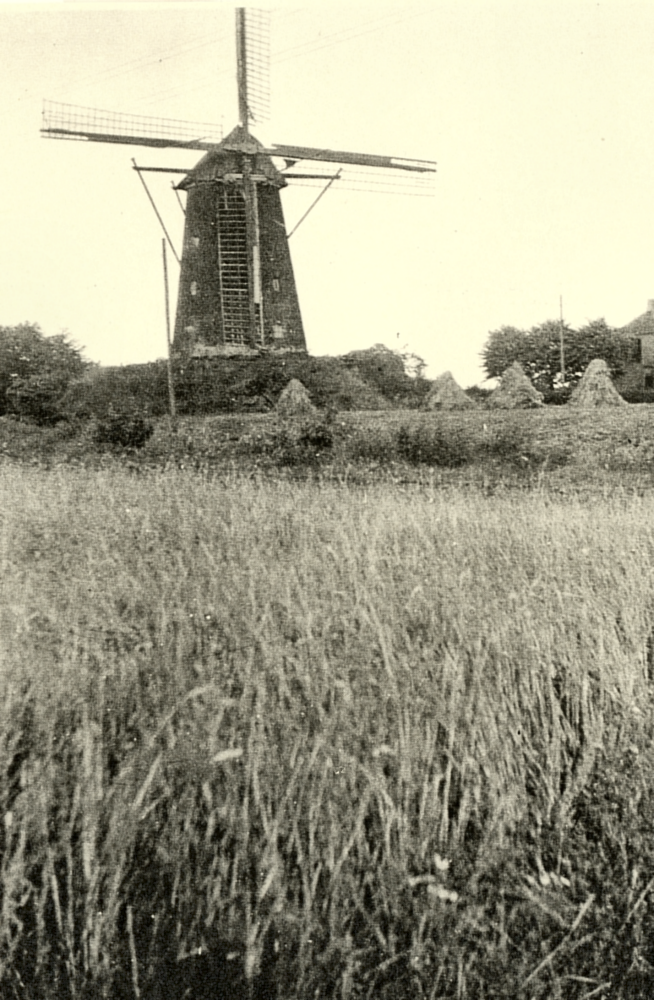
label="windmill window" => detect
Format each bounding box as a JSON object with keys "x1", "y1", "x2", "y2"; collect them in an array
[
  {"x1": 273, "y1": 323, "x2": 285, "y2": 339},
  {"x1": 272, "y1": 278, "x2": 280, "y2": 292},
  {"x1": 645, "y1": 372, "x2": 654, "y2": 389},
  {"x1": 191, "y1": 236, "x2": 200, "y2": 249},
  {"x1": 190, "y1": 281, "x2": 198, "y2": 296}
]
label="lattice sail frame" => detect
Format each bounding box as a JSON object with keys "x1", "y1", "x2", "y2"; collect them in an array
[
  {"x1": 42, "y1": 100, "x2": 223, "y2": 149},
  {"x1": 279, "y1": 163, "x2": 436, "y2": 196},
  {"x1": 41, "y1": 100, "x2": 436, "y2": 194},
  {"x1": 240, "y1": 8, "x2": 270, "y2": 125}
]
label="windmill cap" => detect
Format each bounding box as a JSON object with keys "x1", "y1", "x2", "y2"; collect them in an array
[
  {"x1": 218, "y1": 124, "x2": 266, "y2": 154},
  {"x1": 177, "y1": 125, "x2": 286, "y2": 190}
]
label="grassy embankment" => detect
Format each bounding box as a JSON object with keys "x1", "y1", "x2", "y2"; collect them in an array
[
  {"x1": 3, "y1": 403, "x2": 654, "y2": 500},
  {"x1": 3, "y1": 463, "x2": 654, "y2": 998}
]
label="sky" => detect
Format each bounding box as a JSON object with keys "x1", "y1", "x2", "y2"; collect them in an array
[{"x1": 2, "y1": 1, "x2": 654, "y2": 387}]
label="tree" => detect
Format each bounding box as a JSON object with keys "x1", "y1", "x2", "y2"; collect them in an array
[
  {"x1": 343, "y1": 344, "x2": 429, "y2": 406},
  {"x1": 481, "y1": 326, "x2": 533, "y2": 382},
  {"x1": 566, "y1": 319, "x2": 632, "y2": 383},
  {"x1": 481, "y1": 318, "x2": 631, "y2": 391},
  {"x1": 481, "y1": 321, "x2": 574, "y2": 390},
  {"x1": 0, "y1": 323, "x2": 90, "y2": 423},
  {"x1": 399, "y1": 349, "x2": 428, "y2": 380}
]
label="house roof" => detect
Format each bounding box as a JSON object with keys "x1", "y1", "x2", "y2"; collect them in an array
[{"x1": 620, "y1": 302, "x2": 654, "y2": 337}]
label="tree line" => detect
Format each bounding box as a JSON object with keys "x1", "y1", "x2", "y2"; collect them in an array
[
  {"x1": 0, "y1": 324, "x2": 431, "y2": 424},
  {"x1": 481, "y1": 318, "x2": 636, "y2": 391},
  {"x1": 0, "y1": 318, "x2": 641, "y2": 424}
]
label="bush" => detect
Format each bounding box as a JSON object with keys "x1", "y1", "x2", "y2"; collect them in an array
[
  {"x1": 6, "y1": 373, "x2": 71, "y2": 425},
  {"x1": 239, "y1": 412, "x2": 336, "y2": 467},
  {"x1": 620, "y1": 389, "x2": 654, "y2": 405},
  {"x1": 0, "y1": 323, "x2": 90, "y2": 422},
  {"x1": 340, "y1": 344, "x2": 431, "y2": 409},
  {"x1": 480, "y1": 416, "x2": 570, "y2": 469},
  {"x1": 541, "y1": 386, "x2": 573, "y2": 405},
  {"x1": 70, "y1": 355, "x2": 391, "y2": 421},
  {"x1": 343, "y1": 344, "x2": 430, "y2": 408},
  {"x1": 92, "y1": 409, "x2": 154, "y2": 450},
  {"x1": 464, "y1": 384, "x2": 493, "y2": 406},
  {"x1": 59, "y1": 349, "x2": 430, "y2": 423},
  {"x1": 345, "y1": 425, "x2": 398, "y2": 464},
  {"x1": 481, "y1": 418, "x2": 536, "y2": 465},
  {"x1": 175, "y1": 355, "x2": 390, "y2": 414},
  {"x1": 63, "y1": 362, "x2": 170, "y2": 420},
  {"x1": 396, "y1": 422, "x2": 473, "y2": 467}
]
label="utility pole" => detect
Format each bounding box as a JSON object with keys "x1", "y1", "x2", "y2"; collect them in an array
[{"x1": 559, "y1": 295, "x2": 566, "y2": 386}]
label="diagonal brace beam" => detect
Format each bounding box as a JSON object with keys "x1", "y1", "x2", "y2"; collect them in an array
[
  {"x1": 132, "y1": 159, "x2": 180, "y2": 264},
  {"x1": 287, "y1": 170, "x2": 342, "y2": 239}
]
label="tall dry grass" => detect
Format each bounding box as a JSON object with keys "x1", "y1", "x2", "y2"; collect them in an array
[{"x1": 1, "y1": 466, "x2": 653, "y2": 997}]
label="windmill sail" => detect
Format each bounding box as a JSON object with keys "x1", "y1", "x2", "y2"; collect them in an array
[
  {"x1": 271, "y1": 144, "x2": 435, "y2": 173},
  {"x1": 236, "y1": 8, "x2": 270, "y2": 127},
  {"x1": 42, "y1": 100, "x2": 223, "y2": 150}
]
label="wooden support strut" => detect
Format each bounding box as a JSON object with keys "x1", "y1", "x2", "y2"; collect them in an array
[
  {"x1": 132, "y1": 159, "x2": 180, "y2": 263},
  {"x1": 287, "y1": 170, "x2": 342, "y2": 239}
]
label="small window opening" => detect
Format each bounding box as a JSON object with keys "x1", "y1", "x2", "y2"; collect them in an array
[
  {"x1": 190, "y1": 281, "x2": 198, "y2": 296},
  {"x1": 191, "y1": 236, "x2": 200, "y2": 249},
  {"x1": 645, "y1": 372, "x2": 654, "y2": 389},
  {"x1": 272, "y1": 278, "x2": 280, "y2": 292}
]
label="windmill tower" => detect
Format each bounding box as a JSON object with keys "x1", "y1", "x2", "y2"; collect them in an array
[{"x1": 41, "y1": 9, "x2": 436, "y2": 360}]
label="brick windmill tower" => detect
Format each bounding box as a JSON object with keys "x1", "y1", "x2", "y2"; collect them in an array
[{"x1": 42, "y1": 9, "x2": 437, "y2": 359}]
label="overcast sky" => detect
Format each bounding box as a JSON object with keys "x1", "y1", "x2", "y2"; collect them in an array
[{"x1": 2, "y1": 1, "x2": 654, "y2": 387}]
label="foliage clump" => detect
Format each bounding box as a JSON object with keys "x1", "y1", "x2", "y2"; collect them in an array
[
  {"x1": 464, "y1": 384, "x2": 493, "y2": 406},
  {"x1": 239, "y1": 410, "x2": 336, "y2": 467},
  {"x1": 0, "y1": 323, "x2": 89, "y2": 424},
  {"x1": 345, "y1": 424, "x2": 398, "y2": 464},
  {"x1": 343, "y1": 343, "x2": 430, "y2": 408},
  {"x1": 482, "y1": 318, "x2": 633, "y2": 392},
  {"x1": 396, "y1": 421, "x2": 474, "y2": 466},
  {"x1": 65, "y1": 348, "x2": 415, "y2": 421},
  {"x1": 92, "y1": 408, "x2": 154, "y2": 450},
  {"x1": 62, "y1": 362, "x2": 168, "y2": 420}
]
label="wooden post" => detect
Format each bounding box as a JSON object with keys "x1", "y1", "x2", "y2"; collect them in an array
[
  {"x1": 162, "y1": 239, "x2": 177, "y2": 424},
  {"x1": 559, "y1": 295, "x2": 566, "y2": 386}
]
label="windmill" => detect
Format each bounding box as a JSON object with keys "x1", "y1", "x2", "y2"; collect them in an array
[{"x1": 42, "y1": 9, "x2": 437, "y2": 359}]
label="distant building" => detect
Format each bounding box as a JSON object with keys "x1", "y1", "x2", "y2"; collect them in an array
[{"x1": 615, "y1": 300, "x2": 654, "y2": 393}]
